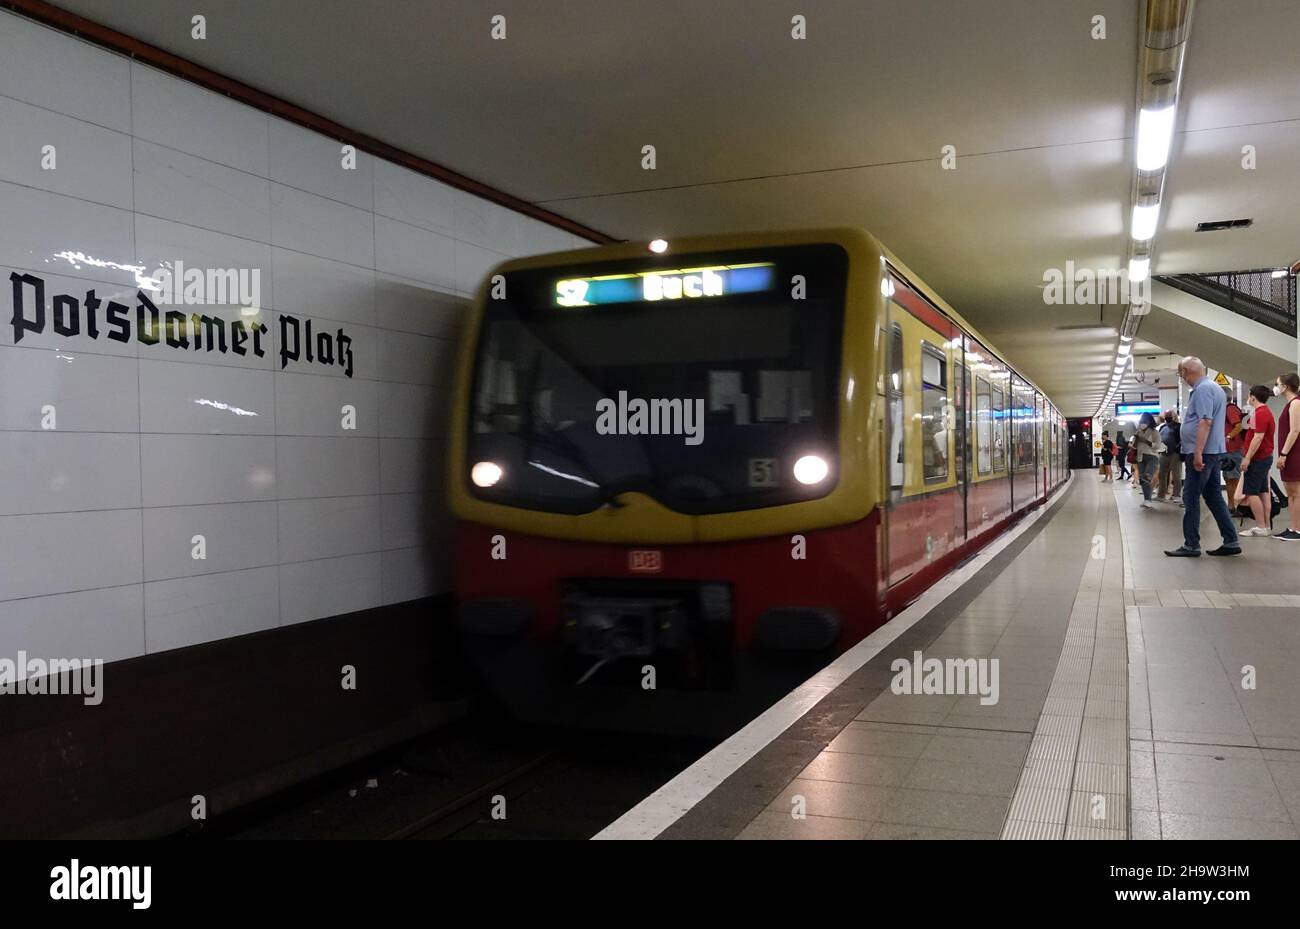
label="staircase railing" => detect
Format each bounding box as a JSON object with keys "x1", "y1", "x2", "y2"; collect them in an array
[{"x1": 1156, "y1": 269, "x2": 1296, "y2": 336}]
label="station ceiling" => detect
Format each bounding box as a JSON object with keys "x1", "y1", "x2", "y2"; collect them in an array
[{"x1": 49, "y1": 0, "x2": 1300, "y2": 415}]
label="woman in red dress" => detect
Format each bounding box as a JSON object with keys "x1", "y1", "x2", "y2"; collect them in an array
[{"x1": 1274, "y1": 373, "x2": 1300, "y2": 540}]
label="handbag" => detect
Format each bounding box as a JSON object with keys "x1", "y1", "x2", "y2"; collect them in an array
[{"x1": 1126, "y1": 447, "x2": 1137, "y2": 463}]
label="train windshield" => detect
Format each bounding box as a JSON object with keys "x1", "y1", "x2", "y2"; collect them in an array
[{"x1": 465, "y1": 243, "x2": 847, "y2": 515}]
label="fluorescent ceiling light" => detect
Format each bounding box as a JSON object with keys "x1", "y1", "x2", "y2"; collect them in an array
[
  {"x1": 1131, "y1": 202, "x2": 1160, "y2": 240},
  {"x1": 1128, "y1": 256, "x2": 1150, "y2": 283},
  {"x1": 1118, "y1": 342, "x2": 1132, "y2": 356},
  {"x1": 1136, "y1": 105, "x2": 1176, "y2": 172}
]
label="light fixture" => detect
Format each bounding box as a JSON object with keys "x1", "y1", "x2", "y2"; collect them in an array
[
  {"x1": 1136, "y1": 105, "x2": 1177, "y2": 172},
  {"x1": 1272, "y1": 269, "x2": 1288, "y2": 278},
  {"x1": 1117, "y1": 342, "x2": 1132, "y2": 356},
  {"x1": 1131, "y1": 201, "x2": 1161, "y2": 240},
  {"x1": 793, "y1": 455, "x2": 829, "y2": 485},
  {"x1": 648, "y1": 239, "x2": 668, "y2": 254},
  {"x1": 471, "y1": 461, "x2": 503, "y2": 488},
  {"x1": 1128, "y1": 256, "x2": 1150, "y2": 283},
  {"x1": 881, "y1": 278, "x2": 896, "y2": 297}
]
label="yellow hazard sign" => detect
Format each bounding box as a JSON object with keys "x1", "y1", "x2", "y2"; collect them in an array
[{"x1": 1214, "y1": 371, "x2": 1230, "y2": 387}]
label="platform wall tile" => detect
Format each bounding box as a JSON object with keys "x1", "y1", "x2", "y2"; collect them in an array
[{"x1": 0, "y1": 7, "x2": 587, "y2": 660}]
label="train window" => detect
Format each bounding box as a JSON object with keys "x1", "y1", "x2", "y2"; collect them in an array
[
  {"x1": 975, "y1": 376, "x2": 992, "y2": 475},
  {"x1": 1023, "y1": 389, "x2": 1037, "y2": 472},
  {"x1": 888, "y1": 323, "x2": 903, "y2": 491},
  {"x1": 991, "y1": 383, "x2": 1005, "y2": 472},
  {"x1": 920, "y1": 341, "x2": 949, "y2": 483}
]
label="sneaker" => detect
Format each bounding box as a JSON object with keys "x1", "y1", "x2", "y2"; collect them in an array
[
  {"x1": 1241, "y1": 527, "x2": 1271, "y2": 537},
  {"x1": 1207, "y1": 545, "x2": 1243, "y2": 556},
  {"x1": 1164, "y1": 547, "x2": 1201, "y2": 557},
  {"x1": 1140, "y1": 502, "x2": 1153, "y2": 509},
  {"x1": 1274, "y1": 529, "x2": 1300, "y2": 541}
]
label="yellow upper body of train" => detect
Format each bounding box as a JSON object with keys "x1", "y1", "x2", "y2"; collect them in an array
[{"x1": 447, "y1": 227, "x2": 1058, "y2": 545}]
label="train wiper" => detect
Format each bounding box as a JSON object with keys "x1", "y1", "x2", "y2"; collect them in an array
[{"x1": 530, "y1": 428, "x2": 627, "y2": 508}]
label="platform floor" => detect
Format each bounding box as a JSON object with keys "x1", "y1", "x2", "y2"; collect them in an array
[{"x1": 636, "y1": 471, "x2": 1300, "y2": 840}]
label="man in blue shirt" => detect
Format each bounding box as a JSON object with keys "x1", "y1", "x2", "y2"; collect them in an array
[{"x1": 1166, "y1": 356, "x2": 1241, "y2": 556}]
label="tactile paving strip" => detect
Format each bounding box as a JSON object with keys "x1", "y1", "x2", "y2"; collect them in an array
[{"x1": 1001, "y1": 492, "x2": 1129, "y2": 839}]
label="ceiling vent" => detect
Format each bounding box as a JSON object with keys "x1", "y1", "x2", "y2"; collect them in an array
[{"x1": 1195, "y1": 218, "x2": 1253, "y2": 232}]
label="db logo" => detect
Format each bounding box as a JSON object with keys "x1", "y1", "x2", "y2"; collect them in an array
[{"x1": 628, "y1": 550, "x2": 663, "y2": 573}]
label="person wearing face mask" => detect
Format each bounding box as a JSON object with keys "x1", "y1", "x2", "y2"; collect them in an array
[
  {"x1": 1273, "y1": 373, "x2": 1300, "y2": 540},
  {"x1": 1165, "y1": 357, "x2": 1241, "y2": 557},
  {"x1": 1233, "y1": 385, "x2": 1276, "y2": 536}
]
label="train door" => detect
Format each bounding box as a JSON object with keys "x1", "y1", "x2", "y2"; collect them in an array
[
  {"x1": 1035, "y1": 392, "x2": 1043, "y2": 500},
  {"x1": 1007, "y1": 378, "x2": 1017, "y2": 513},
  {"x1": 956, "y1": 335, "x2": 967, "y2": 540},
  {"x1": 882, "y1": 275, "x2": 961, "y2": 590},
  {"x1": 884, "y1": 309, "x2": 907, "y2": 587}
]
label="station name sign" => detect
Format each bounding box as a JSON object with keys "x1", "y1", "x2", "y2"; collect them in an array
[
  {"x1": 554, "y1": 262, "x2": 775, "y2": 307},
  {"x1": 8, "y1": 271, "x2": 354, "y2": 377}
]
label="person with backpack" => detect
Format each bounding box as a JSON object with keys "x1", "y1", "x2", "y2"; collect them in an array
[
  {"x1": 1158, "y1": 411, "x2": 1182, "y2": 504},
  {"x1": 1233, "y1": 385, "x2": 1276, "y2": 536}
]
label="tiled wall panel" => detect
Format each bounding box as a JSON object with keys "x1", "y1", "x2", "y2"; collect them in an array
[{"x1": 0, "y1": 9, "x2": 592, "y2": 665}]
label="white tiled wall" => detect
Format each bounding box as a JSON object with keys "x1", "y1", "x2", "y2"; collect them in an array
[{"x1": 0, "y1": 10, "x2": 590, "y2": 661}]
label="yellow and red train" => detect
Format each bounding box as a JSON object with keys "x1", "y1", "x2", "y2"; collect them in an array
[{"x1": 448, "y1": 228, "x2": 1067, "y2": 731}]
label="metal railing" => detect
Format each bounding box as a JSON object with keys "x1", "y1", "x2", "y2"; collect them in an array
[{"x1": 1156, "y1": 269, "x2": 1297, "y2": 335}]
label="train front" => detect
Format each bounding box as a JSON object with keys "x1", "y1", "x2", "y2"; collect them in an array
[{"x1": 447, "y1": 231, "x2": 883, "y2": 733}]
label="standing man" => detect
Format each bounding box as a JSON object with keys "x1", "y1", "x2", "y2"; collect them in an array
[{"x1": 1165, "y1": 357, "x2": 1242, "y2": 557}]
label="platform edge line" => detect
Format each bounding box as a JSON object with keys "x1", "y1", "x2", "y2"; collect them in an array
[{"x1": 593, "y1": 472, "x2": 1077, "y2": 840}]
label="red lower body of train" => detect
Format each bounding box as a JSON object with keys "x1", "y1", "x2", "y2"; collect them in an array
[{"x1": 453, "y1": 467, "x2": 1062, "y2": 734}]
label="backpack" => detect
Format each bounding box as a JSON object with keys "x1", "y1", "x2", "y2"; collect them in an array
[{"x1": 1271, "y1": 478, "x2": 1287, "y2": 519}]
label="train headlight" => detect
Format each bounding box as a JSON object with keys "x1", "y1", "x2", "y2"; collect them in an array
[
  {"x1": 471, "y1": 461, "x2": 504, "y2": 488},
  {"x1": 792, "y1": 455, "x2": 829, "y2": 485}
]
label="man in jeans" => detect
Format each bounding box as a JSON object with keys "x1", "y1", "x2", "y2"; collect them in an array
[{"x1": 1165, "y1": 357, "x2": 1242, "y2": 557}]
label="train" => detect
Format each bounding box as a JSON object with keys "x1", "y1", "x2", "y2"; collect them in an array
[{"x1": 448, "y1": 228, "x2": 1068, "y2": 733}]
